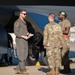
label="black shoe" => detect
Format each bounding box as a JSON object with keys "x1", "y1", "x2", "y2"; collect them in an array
[
  {"x1": 60, "y1": 69, "x2": 71, "y2": 74},
  {"x1": 69, "y1": 59, "x2": 73, "y2": 63}
]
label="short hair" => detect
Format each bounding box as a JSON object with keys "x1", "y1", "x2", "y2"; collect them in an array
[
  {"x1": 48, "y1": 13, "x2": 55, "y2": 19},
  {"x1": 19, "y1": 9, "x2": 26, "y2": 13},
  {"x1": 58, "y1": 11, "x2": 67, "y2": 17}
]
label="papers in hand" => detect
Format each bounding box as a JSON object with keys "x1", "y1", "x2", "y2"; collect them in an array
[{"x1": 29, "y1": 33, "x2": 34, "y2": 37}]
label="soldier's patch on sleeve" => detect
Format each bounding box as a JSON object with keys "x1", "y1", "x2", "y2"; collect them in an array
[{"x1": 15, "y1": 22, "x2": 19, "y2": 26}]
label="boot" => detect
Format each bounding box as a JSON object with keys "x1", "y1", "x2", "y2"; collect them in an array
[
  {"x1": 21, "y1": 71, "x2": 29, "y2": 74},
  {"x1": 14, "y1": 69, "x2": 22, "y2": 73},
  {"x1": 60, "y1": 65, "x2": 71, "y2": 74},
  {"x1": 46, "y1": 68, "x2": 55, "y2": 75},
  {"x1": 55, "y1": 68, "x2": 59, "y2": 75}
]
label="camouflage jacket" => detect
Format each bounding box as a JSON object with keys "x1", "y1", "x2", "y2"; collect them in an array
[{"x1": 43, "y1": 21, "x2": 64, "y2": 48}]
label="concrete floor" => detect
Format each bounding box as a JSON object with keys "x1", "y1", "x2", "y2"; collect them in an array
[
  {"x1": 0, "y1": 63, "x2": 75, "y2": 75},
  {"x1": 0, "y1": 42, "x2": 75, "y2": 75}
]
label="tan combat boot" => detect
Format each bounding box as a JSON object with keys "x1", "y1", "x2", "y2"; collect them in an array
[
  {"x1": 21, "y1": 71, "x2": 29, "y2": 74},
  {"x1": 46, "y1": 68, "x2": 56, "y2": 75},
  {"x1": 55, "y1": 67, "x2": 59, "y2": 75},
  {"x1": 14, "y1": 69, "x2": 22, "y2": 73}
]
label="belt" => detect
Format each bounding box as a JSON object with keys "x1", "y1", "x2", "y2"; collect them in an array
[{"x1": 63, "y1": 36, "x2": 70, "y2": 39}]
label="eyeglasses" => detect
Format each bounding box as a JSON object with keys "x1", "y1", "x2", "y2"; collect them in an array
[{"x1": 21, "y1": 13, "x2": 27, "y2": 15}]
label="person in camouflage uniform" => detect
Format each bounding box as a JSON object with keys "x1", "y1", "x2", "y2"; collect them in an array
[
  {"x1": 43, "y1": 13, "x2": 64, "y2": 75},
  {"x1": 58, "y1": 11, "x2": 71, "y2": 74}
]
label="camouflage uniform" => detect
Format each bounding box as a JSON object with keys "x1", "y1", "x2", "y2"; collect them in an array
[
  {"x1": 43, "y1": 21, "x2": 63, "y2": 69},
  {"x1": 59, "y1": 19, "x2": 71, "y2": 68}
]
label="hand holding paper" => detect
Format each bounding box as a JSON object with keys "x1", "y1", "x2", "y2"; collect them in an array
[{"x1": 28, "y1": 33, "x2": 34, "y2": 37}]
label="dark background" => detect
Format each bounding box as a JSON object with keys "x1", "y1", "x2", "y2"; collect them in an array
[{"x1": 0, "y1": 0, "x2": 75, "y2": 6}]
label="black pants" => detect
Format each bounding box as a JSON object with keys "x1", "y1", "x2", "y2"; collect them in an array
[{"x1": 62, "y1": 50, "x2": 70, "y2": 69}]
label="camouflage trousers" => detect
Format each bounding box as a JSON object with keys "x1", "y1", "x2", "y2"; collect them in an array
[
  {"x1": 61, "y1": 38, "x2": 70, "y2": 66},
  {"x1": 46, "y1": 47, "x2": 61, "y2": 68}
]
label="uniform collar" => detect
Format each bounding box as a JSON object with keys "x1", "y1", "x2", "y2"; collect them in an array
[
  {"x1": 19, "y1": 18, "x2": 27, "y2": 25},
  {"x1": 50, "y1": 21, "x2": 56, "y2": 25}
]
